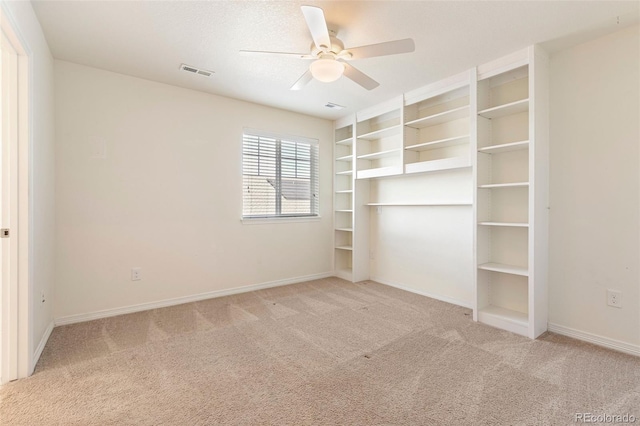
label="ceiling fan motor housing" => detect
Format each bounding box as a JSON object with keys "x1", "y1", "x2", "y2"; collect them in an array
[{"x1": 311, "y1": 36, "x2": 345, "y2": 57}]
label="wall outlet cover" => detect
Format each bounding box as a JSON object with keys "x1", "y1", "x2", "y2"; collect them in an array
[
  {"x1": 607, "y1": 289, "x2": 622, "y2": 308},
  {"x1": 131, "y1": 267, "x2": 142, "y2": 281}
]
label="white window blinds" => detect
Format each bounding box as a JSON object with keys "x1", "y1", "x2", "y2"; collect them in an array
[{"x1": 242, "y1": 130, "x2": 319, "y2": 219}]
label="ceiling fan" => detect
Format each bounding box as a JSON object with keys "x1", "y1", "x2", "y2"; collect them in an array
[{"x1": 240, "y1": 5, "x2": 415, "y2": 91}]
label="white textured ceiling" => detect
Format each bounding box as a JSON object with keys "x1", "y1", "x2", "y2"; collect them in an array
[{"x1": 32, "y1": 0, "x2": 639, "y2": 120}]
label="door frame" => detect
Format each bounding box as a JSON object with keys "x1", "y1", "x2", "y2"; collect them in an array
[{"x1": 0, "y1": 3, "x2": 31, "y2": 383}]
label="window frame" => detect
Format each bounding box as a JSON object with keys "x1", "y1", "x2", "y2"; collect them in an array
[{"x1": 241, "y1": 128, "x2": 319, "y2": 223}]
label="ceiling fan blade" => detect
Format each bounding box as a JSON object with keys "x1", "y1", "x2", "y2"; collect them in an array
[
  {"x1": 347, "y1": 38, "x2": 415, "y2": 60},
  {"x1": 290, "y1": 70, "x2": 313, "y2": 90},
  {"x1": 342, "y1": 63, "x2": 379, "y2": 90},
  {"x1": 240, "y1": 50, "x2": 314, "y2": 59},
  {"x1": 301, "y1": 6, "x2": 331, "y2": 51}
]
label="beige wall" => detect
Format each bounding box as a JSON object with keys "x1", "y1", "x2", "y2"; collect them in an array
[
  {"x1": 2, "y1": 0, "x2": 56, "y2": 369},
  {"x1": 54, "y1": 61, "x2": 333, "y2": 320},
  {"x1": 549, "y1": 25, "x2": 640, "y2": 346},
  {"x1": 369, "y1": 171, "x2": 474, "y2": 307}
]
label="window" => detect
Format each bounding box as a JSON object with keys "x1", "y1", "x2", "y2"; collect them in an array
[{"x1": 242, "y1": 129, "x2": 319, "y2": 219}]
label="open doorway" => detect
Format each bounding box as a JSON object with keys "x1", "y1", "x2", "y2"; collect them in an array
[{"x1": 0, "y1": 8, "x2": 30, "y2": 384}]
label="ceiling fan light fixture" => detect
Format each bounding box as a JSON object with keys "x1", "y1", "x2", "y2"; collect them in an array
[{"x1": 310, "y1": 58, "x2": 344, "y2": 83}]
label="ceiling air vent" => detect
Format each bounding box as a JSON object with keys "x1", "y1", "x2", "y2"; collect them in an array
[
  {"x1": 180, "y1": 63, "x2": 214, "y2": 78},
  {"x1": 325, "y1": 102, "x2": 345, "y2": 110}
]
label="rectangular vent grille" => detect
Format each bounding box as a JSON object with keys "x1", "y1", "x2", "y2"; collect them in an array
[
  {"x1": 180, "y1": 63, "x2": 214, "y2": 78},
  {"x1": 325, "y1": 102, "x2": 345, "y2": 110}
]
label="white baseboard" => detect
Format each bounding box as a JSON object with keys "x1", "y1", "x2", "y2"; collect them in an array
[
  {"x1": 548, "y1": 323, "x2": 640, "y2": 357},
  {"x1": 371, "y1": 276, "x2": 473, "y2": 310},
  {"x1": 54, "y1": 271, "x2": 334, "y2": 326},
  {"x1": 31, "y1": 321, "x2": 54, "y2": 374}
]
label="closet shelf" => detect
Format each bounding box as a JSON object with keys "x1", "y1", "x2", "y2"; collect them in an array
[
  {"x1": 479, "y1": 140, "x2": 529, "y2": 154},
  {"x1": 357, "y1": 166, "x2": 403, "y2": 180},
  {"x1": 335, "y1": 190, "x2": 353, "y2": 194},
  {"x1": 335, "y1": 170, "x2": 353, "y2": 176},
  {"x1": 405, "y1": 134, "x2": 470, "y2": 152},
  {"x1": 335, "y1": 245, "x2": 353, "y2": 251},
  {"x1": 357, "y1": 124, "x2": 401, "y2": 140},
  {"x1": 478, "y1": 262, "x2": 528, "y2": 276},
  {"x1": 478, "y1": 182, "x2": 529, "y2": 189},
  {"x1": 405, "y1": 156, "x2": 471, "y2": 175},
  {"x1": 336, "y1": 155, "x2": 353, "y2": 162},
  {"x1": 404, "y1": 105, "x2": 469, "y2": 129},
  {"x1": 478, "y1": 99, "x2": 529, "y2": 119},
  {"x1": 478, "y1": 306, "x2": 528, "y2": 336},
  {"x1": 335, "y1": 209, "x2": 354, "y2": 213},
  {"x1": 367, "y1": 202, "x2": 472, "y2": 206},
  {"x1": 334, "y1": 267, "x2": 353, "y2": 281},
  {"x1": 357, "y1": 148, "x2": 402, "y2": 160},
  {"x1": 335, "y1": 137, "x2": 353, "y2": 146},
  {"x1": 478, "y1": 221, "x2": 529, "y2": 228},
  {"x1": 335, "y1": 228, "x2": 354, "y2": 232}
]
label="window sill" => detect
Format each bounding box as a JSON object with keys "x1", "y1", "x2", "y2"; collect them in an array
[{"x1": 241, "y1": 216, "x2": 321, "y2": 225}]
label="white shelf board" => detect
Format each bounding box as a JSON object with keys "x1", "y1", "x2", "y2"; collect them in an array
[
  {"x1": 478, "y1": 221, "x2": 529, "y2": 228},
  {"x1": 405, "y1": 156, "x2": 471, "y2": 175},
  {"x1": 335, "y1": 209, "x2": 353, "y2": 213},
  {"x1": 478, "y1": 305, "x2": 528, "y2": 336},
  {"x1": 335, "y1": 137, "x2": 353, "y2": 145},
  {"x1": 335, "y1": 228, "x2": 354, "y2": 232},
  {"x1": 357, "y1": 148, "x2": 402, "y2": 161},
  {"x1": 334, "y1": 268, "x2": 353, "y2": 281},
  {"x1": 478, "y1": 99, "x2": 529, "y2": 119},
  {"x1": 336, "y1": 155, "x2": 353, "y2": 162},
  {"x1": 404, "y1": 105, "x2": 469, "y2": 129},
  {"x1": 335, "y1": 190, "x2": 353, "y2": 194},
  {"x1": 405, "y1": 134, "x2": 470, "y2": 152},
  {"x1": 357, "y1": 166, "x2": 403, "y2": 180},
  {"x1": 478, "y1": 182, "x2": 529, "y2": 189},
  {"x1": 335, "y1": 245, "x2": 353, "y2": 251},
  {"x1": 367, "y1": 202, "x2": 472, "y2": 206},
  {"x1": 478, "y1": 262, "x2": 528, "y2": 277},
  {"x1": 335, "y1": 170, "x2": 353, "y2": 176},
  {"x1": 479, "y1": 140, "x2": 529, "y2": 154},
  {"x1": 357, "y1": 124, "x2": 402, "y2": 140}
]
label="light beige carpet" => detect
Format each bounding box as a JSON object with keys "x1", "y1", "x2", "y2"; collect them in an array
[{"x1": 1, "y1": 278, "x2": 639, "y2": 425}]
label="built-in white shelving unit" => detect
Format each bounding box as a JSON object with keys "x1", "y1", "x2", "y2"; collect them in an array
[
  {"x1": 474, "y1": 46, "x2": 549, "y2": 339},
  {"x1": 334, "y1": 115, "x2": 370, "y2": 282},
  {"x1": 334, "y1": 117, "x2": 355, "y2": 280},
  {"x1": 332, "y1": 47, "x2": 548, "y2": 341}
]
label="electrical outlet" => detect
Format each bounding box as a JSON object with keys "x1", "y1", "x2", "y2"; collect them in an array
[
  {"x1": 607, "y1": 289, "x2": 622, "y2": 308},
  {"x1": 41, "y1": 291, "x2": 45, "y2": 303},
  {"x1": 131, "y1": 267, "x2": 142, "y2": 281}
]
